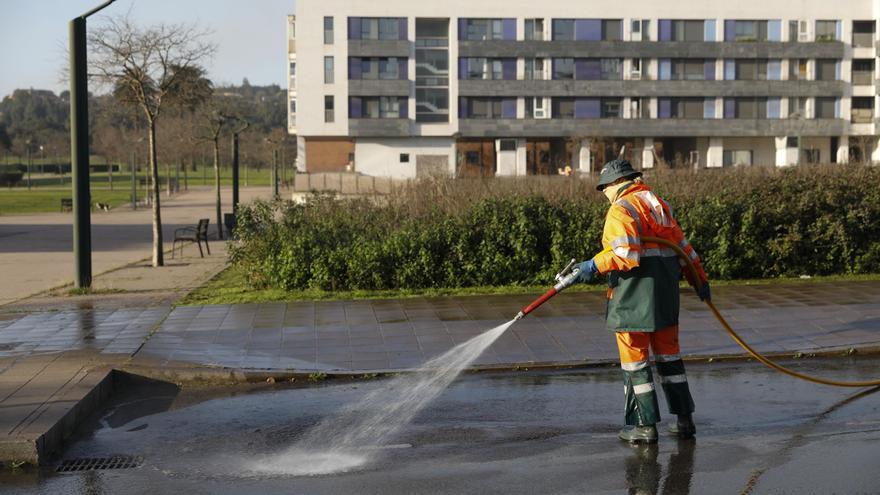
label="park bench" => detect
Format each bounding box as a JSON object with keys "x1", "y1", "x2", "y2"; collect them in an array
[
  {"x1": 60, "y1": 198, "x2": 73, "y2": 212},
  {"x1": 172, "y1": 218, "x2": 211, "y2": 258}
]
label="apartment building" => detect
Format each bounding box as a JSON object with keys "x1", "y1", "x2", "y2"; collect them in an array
[{"x1": 287, "y1": 1, "x2": 880, "y2": 178}]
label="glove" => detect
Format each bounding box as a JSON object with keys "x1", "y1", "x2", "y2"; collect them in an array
[
  {"x1": 574, "y1": 259, "x2": 598, "y2": 284},
  {"x1": 696, "y1": 282, "x2": 711, "y2": 301}
]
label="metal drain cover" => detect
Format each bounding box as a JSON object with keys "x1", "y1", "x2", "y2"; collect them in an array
[{"x1": 56, "y1": 455, "x2": 143, "y2": 473}]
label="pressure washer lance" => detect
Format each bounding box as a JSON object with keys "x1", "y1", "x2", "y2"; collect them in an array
[{"x1": 514, "y1": 258, "x2": 581, "y2": 321}]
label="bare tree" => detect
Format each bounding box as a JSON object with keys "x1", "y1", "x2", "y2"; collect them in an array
[
  {"x1": 194, "y1": 97, "x2": 236, "y2": 240},
  {"x1": 89, "y1": 15, "x2": 215, "y2": 267}
]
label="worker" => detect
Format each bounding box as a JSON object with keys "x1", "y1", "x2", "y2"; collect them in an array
[{"x1": 574, "y1": 159, "x2": 710, "y2": 444}]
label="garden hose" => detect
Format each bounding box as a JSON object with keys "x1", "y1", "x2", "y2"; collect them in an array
[{"x1": 643, "y1": 236, "x2": 880, "y2": 388}]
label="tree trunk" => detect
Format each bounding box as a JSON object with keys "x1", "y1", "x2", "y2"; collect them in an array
[
  {"x1": 166, "y1": 161, "x2": 172, "y2": 197},
  {"x1": 213, "y1": 137, "x2": 223, "y2": 240},
  {"x1": 148, "y1": 120, "x2": 164, "y2": 266}
]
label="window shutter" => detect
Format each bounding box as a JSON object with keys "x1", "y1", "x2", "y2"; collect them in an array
[
  {"x1": 658, "y1": 98, "x2": 671, "y2": 118},
  {"x1": 458, "y1": 97, "x2": 469, "y2": 118},
  {"x1": 576, "y1": 19, "x2": 602, "y2": 41},
  {"x1": 398, "y1": 97, "x2": 408, "y2": 119},
  {"x1": 704, "y1": 60, "x2": 716, "y2": 80},
  {"x1": 659, "y1": 59, "x2": 671, "y2": 80},
  {"x1": 348, "y1": 58, "x2": 362, "y2": 80},
  {"x1": 398, "y1": 18, "x2": 408, "y2": 40},
  {"x1": 724, "y1": 98, "x2": 735, "y2": 118},
  {"x1": 767, "y1": 59, "x2": 781, "y2": 80},
  {"x1": 704, "y1": 19, "x2": 716, "y2": 41},
  {"x1": 767, "y1": 97, "x2": 781, "y2": 118},
  {"x1": 724, "y1": 20, "x2": 736, "y2": 41},
  {"x1": 575, "y1": 98, "x2": 600, "y2": 118},
  {"x1": 502, "y1": 98, "x2": 517, "y2": 118},
  {"x1": 503, "y1": 19, "x2": 516, "y2": 40},
  {"x1": 703, "y1": 98, "x2": 715, "y2": 118},
  {"x1": 502, "y1": 58, "x2": 516, "y2": 80},
  {"x1": 724, "y1": 59, "x2": 736, "y2": 80},
  {"x1": 458, "y1": 18, "x2": 467, "y2": 40},
  {"x1": 458, "y1": 58, "x2": 468, "y2": 80},
  {"x1": 659, "y1": 20, "x2": 672, "y2": 41},
  {"x1": 768, "y1": 20, "x2": 782, "y2": 41},
  {"x1": 348, "y1": 17, "x2": 361, "y2": 40},
  {"x1": 349, "y1": 97, "x2": 362, "y2": 118},
  {"x1": 398, "y1": 59, "x2": 408, "y2": 80}
]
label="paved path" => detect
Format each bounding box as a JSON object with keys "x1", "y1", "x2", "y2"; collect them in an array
[
  {"x1": 0, "y1": 186, "x2": 273, "y2": 305},
  {"x1": 129, "y1": 281, "x2": 880, "y2": 373}
]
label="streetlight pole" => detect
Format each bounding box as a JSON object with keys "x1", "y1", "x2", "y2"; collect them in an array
[
  {"x1": 26, "y1": 142, "x2": 31, "y2": 190},
  {"x1": 130, "y1": 149, "x2": 137, "y2": 210},
  {"x1": 69, "y1": 0, "x2": 117, "y2": 289}
]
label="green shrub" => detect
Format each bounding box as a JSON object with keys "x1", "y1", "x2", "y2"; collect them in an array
[{"x1": 229, "y1": 166, "x2": 880, "y2": 291}]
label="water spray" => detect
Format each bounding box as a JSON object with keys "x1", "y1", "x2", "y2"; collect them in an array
[{"x1": 514, "y1": 258, "x2": 582, "y2": 321}]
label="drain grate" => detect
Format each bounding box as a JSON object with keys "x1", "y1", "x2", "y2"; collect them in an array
[{"x1": 56, "y1": 455, "x2": 143, "y2": 473}]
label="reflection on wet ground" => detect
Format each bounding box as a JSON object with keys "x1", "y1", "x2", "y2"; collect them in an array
[{"x1": 3, "y1": 357, "x2": 879, "y2": 494}]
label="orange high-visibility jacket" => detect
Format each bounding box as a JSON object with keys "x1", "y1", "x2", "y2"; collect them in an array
[{"x1": 593, "y1": 182, "x2": 708, "y2": 332}]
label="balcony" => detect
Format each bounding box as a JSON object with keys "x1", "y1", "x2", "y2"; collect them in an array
[
  {"x1": 456, "y1": 118, "x2": 846, "y2": 138},
  {"x1": 457, "y1": 40, "x2": 844, "y2": 59},
  {"x1": 349, "y1": 118, "x2": 410, "y2": 137},
  {"x1": 852, "y1": 108, "x2": 874, "y2": 123},
  {"x1": 348, "y1": 40, "x2": 410, "y2": 57},
  {"x1": 852, "y1": 71, "x2": 874, "y2": 86},
  {"x1": 348, "y1": 80, "x2": 410, "y2": 96},
  {"x1": 457, "y1": 79, "x2": 847, "y2": 98}
]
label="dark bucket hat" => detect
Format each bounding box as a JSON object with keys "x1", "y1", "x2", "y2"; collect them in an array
[{"x1": 596, "y1": 159, "x2": 642, "y2": 191}]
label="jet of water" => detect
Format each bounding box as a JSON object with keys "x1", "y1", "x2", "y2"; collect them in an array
[{"x1": 249, "y1": 319, "x2": 515, "y2": 476}]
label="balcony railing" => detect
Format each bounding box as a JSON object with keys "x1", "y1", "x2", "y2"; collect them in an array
[
  {"x1": 852, "y1": 71, "x2": 874, "y2": 85},
  {"x1": 852, "y1": 32, "x2": 874, "y2": 48},
  {"x1": 852, "y1": 108, "x2": 874, "y2": 123}
]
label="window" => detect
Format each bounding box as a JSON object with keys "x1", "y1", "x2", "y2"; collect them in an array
[
  {"x1": 499, "y1": 139, "x2": 516, "y2": 151},
  {"x1": 416, "y1": 88, "x2": 449, "y2": 122},
  {"x1": 816, "y1": 59, "x2": 838, "y2": 81},
  {"x1": 853, "y1": 21, "x2": 875, "y2": 48},
  {"x1": 788, "y1": 20, "x2": 798, "y2": 42},
  {"x1": 852, "y1": 59, "x2": 875, "y2": 85},
  {"x1": 733, "y1": 97, "x2": 768, "y2": 118},
  {"x1": 631, "y1": 19, "x2": 649, "y2": 41},
  {"x1": 525, "y1": 19, "x2": 544, "y2": 40},
  {"x1": 289, "y1": 62, "x2": 296, "y2": 81},
  {"x1": 786, "y1": 136, "x2": 799, "y2": 148},
  {"x1": 324, "y1": 95, "x2": 334, "y2": 122},
  {"x1": 815, "y1": 20, "x2": 837, "y2": 41},
  {"x1": 601, "y1": 99, "x2": 621, "y2": 118},
  {"x1": 464, "y1": 19, "x2": 505, "y2": 40},
  {"x1": 723, "y1": 150, "x2": 753, "y2": 166},
  {"x1": 490, "y1": 59, "x2": 503, "y2": 80},
  {"x1": 552, "y1": 19, "x2": 575, "y2": 40},
  {"x1": 525, "y1": 58, "x2": 546, "y2": 80},
  {"x1": 815, "y1": 97, "x2": 837, "y2": 118},
  {"x1": 662, "y1": 98, "x2": 704, "y2": 119},
  {"x1": 671, "y1": 59, "x2": 708, "y2": 80},
  {"x1": 324, "y1": 56, "x2": 334, "y2": 84},
  {"x1": 324, "y1": 16, "x2": 333, "y2": 44},
  {"x1": 289, "y1": 98, "x2": 296, "y2": 115},
  {"x1": 600, "y1": 58, "x2": 622, "y2": 80},
  {"x1": 525, "y1": 97, "x2": 549, "y2": 118},
  {"x1": 851, "y1": 97, "x2": 874, "y2": 123},
  {"x1": 553, "y1": 58, "x2": 574, "y2": 79},
  {"x1": 289, "y1": 19, "x2": 296, "y2": 40},
  {"x1": 735, "y1": 59, "x2": 768, "y2": 80},
  {"x1": 672, "y1": 20, "x2": 705, "y2": 41},
  {"x1": 400, "y1": 153, "x2": 410, "y2": 163},
  {"x1": 603, "y1": 20, "x2": 622, "y2": 41},
  {"x1": 552, "y1": 98, "x2": 575, "y2": 118},
  {"x1": 631, "y1": 58, "x2": 642, "y2": 79},
  {"x1": 802, "y1": 149, "x2": 820, "y2": 163},
  {"x1": 465, "y1": 151, "x2": 480, "y2": 164},
  {"x1": 789, "y1": 59, "x2": 807, "y2": 80},
  {"x1": 379, "y1": 58, "x2": 399, "y2": 80},
  {"x1": 733, "y1": 20, "x2": 768, "y2": 41},
  {"x1": 466, "y1": 97, "x2": 506, "y2": 119},
  {"x1": 416, "y1": 18, "x2": 449, "y2": 123},
  {"x1": 788, "y1": 97, "x2": 807, "y2": 118},
  {"x1": 379, "y1": 18, "x2": 399, "y2": 40}
]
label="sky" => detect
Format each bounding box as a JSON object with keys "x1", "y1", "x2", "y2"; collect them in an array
[{"x1": 0, "y1": 0, "x2": 296, "y2": 98}]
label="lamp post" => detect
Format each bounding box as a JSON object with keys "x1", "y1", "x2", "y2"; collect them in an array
[
  {"x1": 25, "y1": 140, "x2": 31, "y2": 190},
  {"x1": 69, "y1": 0, "x2": 117, "y2": 289}
]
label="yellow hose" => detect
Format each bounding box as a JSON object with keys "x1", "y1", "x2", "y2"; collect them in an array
[{"x1": 642, "y1": 236, "x2": 880, "y2": 388}]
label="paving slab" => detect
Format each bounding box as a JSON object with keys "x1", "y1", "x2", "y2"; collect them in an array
[{"x1": 127, "y1": 280, "x2": 880, "y2": 374}]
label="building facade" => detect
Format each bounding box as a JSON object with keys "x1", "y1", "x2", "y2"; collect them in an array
[{"x1": 288, "y1": 1, "x2": 880, "y2": 178}]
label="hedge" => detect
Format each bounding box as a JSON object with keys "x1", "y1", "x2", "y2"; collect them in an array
[{"x1": 228, "y1": 166, "x2": 880, "y2": 291}]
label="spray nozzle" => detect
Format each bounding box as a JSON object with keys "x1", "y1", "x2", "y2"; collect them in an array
[{"x1": 555, "y1": 258, "x2": 578, "y2": 283}]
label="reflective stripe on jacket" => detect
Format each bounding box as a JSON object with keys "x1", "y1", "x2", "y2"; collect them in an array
[{"x1": 593, "y1": 183, "x2": 708, "y2": 332}]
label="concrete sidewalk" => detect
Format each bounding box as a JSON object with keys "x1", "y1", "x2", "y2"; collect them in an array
[
  {"x1": 2, "y1": 280, "x2": 880, "y2": 465},
  {"x1": 0, "y1": 186, "x2": 272, "y2": 306}
]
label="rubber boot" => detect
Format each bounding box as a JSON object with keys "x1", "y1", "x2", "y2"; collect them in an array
[
  {"x1": 667, "y1": 414, "x2": 696, "y2": 438},
  {"x1": 618, "y1": 425, "x2": 658, "y2": 444}
]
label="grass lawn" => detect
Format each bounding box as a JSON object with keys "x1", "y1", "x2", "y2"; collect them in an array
[
  {"x1": 177, "y1": 265, "x2": 880, "y2": 306},
  {"x1": 0, "y1": 189, "x2": 135, "y2": 215}
]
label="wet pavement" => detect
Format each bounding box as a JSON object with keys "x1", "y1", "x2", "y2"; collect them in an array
[
  {"x1": 3, "y1": 357, "x2": 880, "y2": 494},
  {"x1": 128, "y1": 281, "x2": 880, "y2": 373}
]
